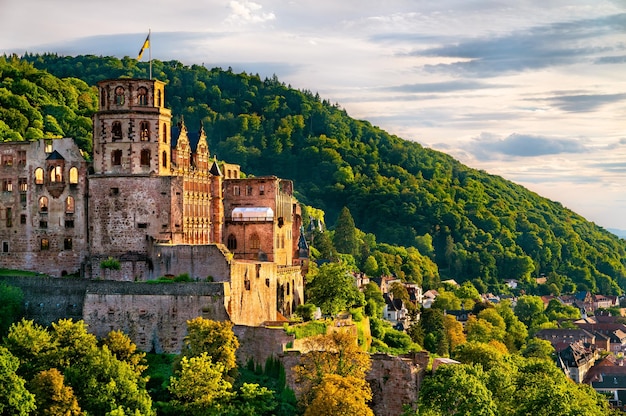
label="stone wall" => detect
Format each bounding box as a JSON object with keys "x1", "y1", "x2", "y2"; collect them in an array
[
  {"x1": 233, "y1": 325, "x2": 294, "y2": 366},
  {"x1": 150, "y1": 243, "x2": 232, "y2": 282}
]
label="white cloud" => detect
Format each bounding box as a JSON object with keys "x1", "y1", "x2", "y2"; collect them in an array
[{"x1": 225, "y1": 1, "x2": 276, "y2": 25}]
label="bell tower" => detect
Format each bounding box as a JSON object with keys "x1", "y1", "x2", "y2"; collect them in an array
[{"x1": 93, "y1": 79, "x2": 171, "y2": 176}]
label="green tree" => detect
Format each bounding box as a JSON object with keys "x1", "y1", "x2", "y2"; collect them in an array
[
  {"x1": 168, "y1": 352, "x2": 233, "y2": 414},
  {"x1": 333, "y1": 206, "x2": 357, "y2": 256},
  {"x1": 180, "y1": 317, "x2": 239, "y2": 377},
  {"x1": 521, "y1": 338, "x2": 554, "y2": 360},
  {"x1": 306, "y1": 262, "x2": 364, "y2": 316},
  {"x1": 102, "y1": 330, "x2": 147, "y2": 375},
  {"x1": 363, "y1": 282, "x2": 385, "y2": 318},
  {"x1": 0, "y1": 345, "x2": 36, "y2": 416},
  {"x1": 0, "y1": 283, "x2": 23, "y2": 336},
  {"x1": 4, "y1": 318, "x2": 55, "y2": 380},
  {"x1": 514, "y1": 295, "x2": 548, "y2": 333},
  {"x1": 417, "y1": 364, "x2": 497, "y2": 416}
]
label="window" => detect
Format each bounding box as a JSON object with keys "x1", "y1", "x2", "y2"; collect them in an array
[
  {"x1": 39, "y1": 220, "x2": 47, "y2": 229},
  {"x1": 138, "y1": 87, "x2": 148, "y2": 105},
  {"x1": 64, "y1": 238, "x2": 72, "y2": 250},
  {"x1": 259, "y1": 185, "x2": 265, "y2": 195},
  {"x1": 65, "y1": 219, "x2": 74, "y2": 228},
  {"x1": 39, "y1": 196, "x2": 48, "y2": 212},
  {"x1": 49, "y1": 165, "x2": 62, "y2": 183},
  {"x1": 246, "y1": 186, "x2": 253, "y2": 196},
  {"x1": 162, "y1": 151, "x2": 167, "y2": 168},
  {"x1": 140, "y1": 121, "x2": 149, "y2": 140},
  {"x1": 115, "y1": 86, "x2": 125, "y2": 105},
  {"x1": 110, "y1": 187, "x2": 119, "y2": 196},
  {"x1": 233, "y1": 186, "x2": 240, "y2": 196},
  {"x1": 5, "y1": 208, "x2": 12, "y2": 227},
  {"x1": 44, "y1": 140, "x2": 52, "y2": 153},
  {"x1": 163, "y1": 123, "x2": 167, "y2": 143},
  {"x1": 2, "y1": 242, "x2": 8, "y2": 253},
  {"x1": 112, "y1": 149, "x2": 122, "y2": 166},
  {"x1": 157, "y1": 90, "x2": 162, "y2": 107},
  {"x1": 20, "y1": 193, "x2": 26, "y2": 205},
  {"x1": 250, "y1": 233, "x2": 260, "y2": 250},
  {"x1": 40, "y1": 238, "x2": 49, "y2": 250},
  {"x1": 100, "y1": 88, "x2": 106, "y2": 107},
  {"x1": 2, "y1": 179, "x2": 12, "y2": 192},
  {"x1": 3, "y1": 156, "x2": 13, "y2": 166},
  {"x1": 20, "y1": 214, "x2": 26, "y2": 224},
  {"x1": 112, "y1": 121, "x2": 122, "y2": 141},
  {"x1": 35, "y1": 168, "x2": 44, "y2": 185},
  {"x1": 140, "y1": 149, "x2": 151, "y2": 166},
  {"x1": 19, "y1": 178, "x2": 27, "y2": 191},
  {"x1": 137, "y1": 223, "x2": 148, "y2": 229},
  {"x1": 69, "y1": 167, "x2": 78, "y2": 184},
  {"x1": 227, "y1": 234, "x2": 237, "y2": 250},
  {"x1": 65, "y1": 196, "x2": 75, "y2": 213},
  {"x1": 18, "y1": 151, "x2": 26, "y2": 166}
]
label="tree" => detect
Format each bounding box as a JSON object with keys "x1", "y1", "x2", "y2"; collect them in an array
[
  {"x1": 544, "y1": 299, "x2": 581, "y2": 322},
  {"x1": 0, "y1": 345, "x2": 36, "y2": 416},
  {"x1": 29, "y1": 368, "x2": 84, "y2": 416},
  {"x1": 294, "y1": 331, "x2": 370, "y2": 407},
  {"x1": 521, "y1": 338, "x2": 554, "y2": 360},
  {"x1": 431, "y1": 290, "x2": 461, "y2": 310},
  {"x1": 304, "y1": 374, "x2": 373, "y2": 416},
  {"x1": 180, "y1": 317, "x2": 239, "y2": 377},
  {"x1": 452, "y1": 341, "x2": 506, "y2": 372},
  {"x1": 333, "y1": 206, "x2": 357, "y2": 255},
  {"x1": 443, "y1": 315, "x2": 466, "y2": 351},
  {"x1": 514, "y1": 295, "x2": 547, "y2": 332},
  {"x1": 495, "y1": 300, "x2": 528, "y2": 352},
  {"x1": 168, "y1": 352, "x2": 233, "y2": 413},
  {"x1": 4, "y1": 318, "x2": 55, "y2": 380},
  {"x1": 102, "y1": 330, "x2": 147, "y2": 375},
  {"x1": 417, "y1": 364, "x2": 497, "y2": 416},
  {"x1": 0, "y1": 283, "x2": 23, "y2": 336},
  {"x1": 363, "y1": 282, "x2": 385, "y2": 318},
  {"x1": 306, "y1": 262, "x2": 364, "y2": 316}
]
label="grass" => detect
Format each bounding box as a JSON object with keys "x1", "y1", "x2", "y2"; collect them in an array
[{"x1": 0, "y1": 268, "x2": 42, "y2": 277}]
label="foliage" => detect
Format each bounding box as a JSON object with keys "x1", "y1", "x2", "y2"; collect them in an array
[
  {"x1": 29, "y1": 368, "x2": 84, "y2": 415},
  {"x1": 0, "y1": 345, "x2": 36, "y2": 416},
  {"x1": 514, "y1": 295, "x2": 548, "y2": 333},
  {"x1": 0, "y1": 282, "x2": 24, "y2": 336},
  {"x1": 100, "y1": 257, "x2": 121, "y2": 270},
  {"x1": 295, "y1": 303, "x2": 318, "y2": 321},
  {"x1": 306, "y1": 262, "x2": 364, "y2": 316},
  {"x1": 294, "y1": 331, "x2": 370, "y2": 408},
  {"x1": 285, "y1": 321, "x2": 327, "y2": 339},
  {"x1": 303, "y1": 374, "x2": 373, "y2": 416},
  {"x1": 521, "y1": 338, "x2": 555, "y2": 360},
  {"x1": 180, "y1": 317, "x2": 239, "y2": 377},
  {"x1": 333, "y1": 206, "x2": 358, "y2": 256}
]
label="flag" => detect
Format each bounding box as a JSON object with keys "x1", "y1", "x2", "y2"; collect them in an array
[{"x1": 137, "y1": 33, "x2": 150, "y2": 60}]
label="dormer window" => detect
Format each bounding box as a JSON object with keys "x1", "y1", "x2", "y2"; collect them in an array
[
  {"x1": 115, "y1": 87, "x2": 125, "y2": 105},
  {"x1": 138, "y1": 87, "x2": 148, "y2": 106}
]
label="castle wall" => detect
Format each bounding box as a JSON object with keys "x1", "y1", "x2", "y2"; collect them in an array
[
  {"x1": 150, "y1": 244, "x2": 232, "y2": 281},
  {"x1": 228, "y1": 261, "x2": 278, "y2": 325},
  {"x1": 82, "y1": 282, "x2": 228, "y2": 353},
  {"x1": 233, "y1": 325, "x2": 295, "y2": 366}
]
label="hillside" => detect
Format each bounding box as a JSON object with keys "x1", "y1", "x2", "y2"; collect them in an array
[{"x1": 2, "y1": 54, "x2": 626, "y2": 294}]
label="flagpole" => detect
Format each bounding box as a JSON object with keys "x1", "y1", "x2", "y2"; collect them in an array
[{"x1": 149, "y1": 28, "x2": 152, "y2": 80}]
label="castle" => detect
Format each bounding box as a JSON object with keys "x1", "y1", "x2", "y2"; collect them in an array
[{"x1": 0, "y1": 78, "x2": 306, "y2": 331}]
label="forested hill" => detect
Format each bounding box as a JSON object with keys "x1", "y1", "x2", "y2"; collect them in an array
[{"x1": 2, "y1": 54, "x2": 626, "y2": 294}]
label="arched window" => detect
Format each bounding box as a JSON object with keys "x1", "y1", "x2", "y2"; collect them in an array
[
  {"x1": 250, "y1": 233, "x2": 260, "y2": 250},
  {"x1": 41, "y1": 238, "x2": 49, "y2": 251},
  {"x1": 140, "y1": 149, "x2": 151, "y2": 166},
  {"x1": 138, "y1": 87, "x2": 148, "y2": 105},
  {"x1": 65, "y1": 196, "x2": 75, "y2": 213},
  {"x1": 162, "y1": 151, "x2": 167, "y2": 168},
  {"x1": 100, "y1": 88, "x2": 106, "y2": 107},
  {"x1": 39, "y1": 196, "x2": 48, "y2": 212},
  {"x1": 35, "y1": 168, "x2": 44, "y2": 185},
  {"x1": 227, "y1": 234, "x2": 237, "y2": 250},
  {"x1": 112, "y1": 150, "x2": 122, "y2": 166},
  {"x1": 140, "y1": 121, "x2": 149, "y2": 141},
  {"x1": 163, "y1": 123, "x2": 168, "y2": 143},
  {"x1": 69, "y1": 167, "x2": 78, "y2": 184},
  {"x1": 112, "y1": 121, "x2": 122, "y2": 141},
  {"x1": 157, "y1": 90, "x2": 162, "y2": 107},
  {"x1": 49, "y1": 165, "x2": 62, "y2": 183},
  {"x1": 115, "y1": 86, "x2": 125, "y2": 105}
]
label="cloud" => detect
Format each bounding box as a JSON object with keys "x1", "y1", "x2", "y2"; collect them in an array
[
  {"x1": 466, "y1": 133, "x2": 588, "y2": 160},
  {"x1": 225, "y1": 1, "x2": 275, "y2": 25},
  {"x1": 543, "y1": 93, "x2": 626, "y2": 112},
  {"x1": 379, "y1": 80, "x2": 501, "y2": 94},
  {"x1": 415, "y1": 13, "x2": 626, "y2": 76}
]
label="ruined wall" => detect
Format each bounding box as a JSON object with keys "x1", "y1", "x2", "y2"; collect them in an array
[
  {"x1": 228, "y1": 261, "x2": 278, "y2": 326},
  {"x1": 150, "y1": 244, "x2": 232, "y2": 282},
  {"x1": 233, "y1": 325, "x2": 294, "y2": 366},
  {"x1": 83, "y1": 282, "x2": 228, "y2": 353}
]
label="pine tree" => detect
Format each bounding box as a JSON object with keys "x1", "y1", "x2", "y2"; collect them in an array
[{"x1": 333, "y1": 206, "x2": 357, "y2": 255}]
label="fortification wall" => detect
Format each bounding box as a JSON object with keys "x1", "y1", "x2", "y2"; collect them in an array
[
  {"x1": 233, "y1": 325, "x2": 294, "y2": 366},
  {"x1": 150, "y1": 244, "x2": 231, "y2": 282}
]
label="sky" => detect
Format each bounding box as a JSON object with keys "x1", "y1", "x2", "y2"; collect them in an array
[{"x1": 1, "y1": 0, "x2": 625, "y2": 231}]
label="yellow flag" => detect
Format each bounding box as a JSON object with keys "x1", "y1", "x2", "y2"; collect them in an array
[{"x1": 137, "y1": 34, "x2": 150, "y2": 60}]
